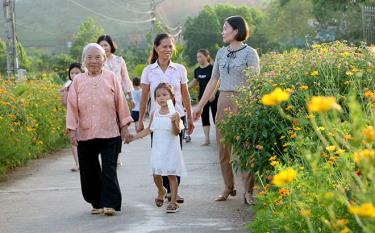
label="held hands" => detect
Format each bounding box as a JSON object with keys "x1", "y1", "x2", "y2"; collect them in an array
[
  {"x1": 121, "y1": 126, "x2": 131, "y2": 144},
  {"x1": 137, "y1": 120, "x2": 144, "y2": 133},
  {"x1": 192, "y1": 105, "x2": 203, "y2": 122}
]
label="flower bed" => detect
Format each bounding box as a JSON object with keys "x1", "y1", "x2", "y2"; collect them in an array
[
  {"x1": 218, "y1": 41, "x2": 375, "y2": 232},
  {"x1": 0, "y1": 79, "x2": 67, "y2": 179}
]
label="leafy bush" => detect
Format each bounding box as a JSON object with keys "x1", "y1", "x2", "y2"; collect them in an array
[{"x1": 218, "y1": 41, "x2": 375, "y2": 232}]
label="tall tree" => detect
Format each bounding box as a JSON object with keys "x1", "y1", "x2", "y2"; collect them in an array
[
  {"x1": 182, "y1": 4, "x2": 264, "y2": 65},
  {"x1": 70, "y1": 18, "x2": 105, "y2": 60}
]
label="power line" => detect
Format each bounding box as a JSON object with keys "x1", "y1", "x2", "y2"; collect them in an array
[
  {"x1": 107, "y1": 0, "x2": 153, "y2": 14},
  {"x1": 67, "y1": 0, "x2": 155, "y2": 24}
]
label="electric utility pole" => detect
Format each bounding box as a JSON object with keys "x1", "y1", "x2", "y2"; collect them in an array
[{"x1": 3, "y1": 0, "x2": 18, "y2": 79}]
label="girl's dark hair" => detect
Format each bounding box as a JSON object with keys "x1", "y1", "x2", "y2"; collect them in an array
[
  {"x1": 132, "y1": 77, "x2": 140, "y2": 86},
  {"x1": 225, "y1": 16, "x2": 250, "y2": 42},
  {"x1": 154, "y1": 83, "x2": 176, "y2": 106},
  {"x1": 148, "y1": 33, "x2": 175, "y2": 64},
  {"x1": 68, "y1": 62, "x2": 84, "y2": 80},
  {"x1": 197, "y1": 49, "x2": 212, "y2": 64},
  {"x1": 97, "y1": 34, "x2": 117, "y2": 53}
]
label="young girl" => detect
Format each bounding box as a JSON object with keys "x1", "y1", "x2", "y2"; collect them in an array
[
  {"x1": 131, "y1": 83, "x2": 187, "y2": 213},
  {"x1": 60, "y1": 62, "x2": 84, "y2": 172}
]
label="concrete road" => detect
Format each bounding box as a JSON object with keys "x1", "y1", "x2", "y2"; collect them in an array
[{"x1": 0, "y1": 123, "x2": 254, "y2": 233}]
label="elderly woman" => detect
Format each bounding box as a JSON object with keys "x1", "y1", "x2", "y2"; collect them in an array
[{"x1": 66, "y1": 43, "x2": 133, "y2": 216}]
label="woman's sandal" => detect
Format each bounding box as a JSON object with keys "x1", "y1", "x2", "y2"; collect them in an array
[
  {"x1": 166, "y1": 203, "x2": 180, "y2": 213},
  {"x1": 90, "y1": 208, "x2": 103, "y2": 215},
  {"x1": 103, "y1": 207, "x2": 116, "y2": 216},
  {"x1": 166, "y1": 193, "x2": 184, "y2": 204},
  {"x1": 155, "y1": 188, "x2": 167, "y2": 207},
  {"x1": 244, "y1": 192, "x2": 256, "y2": 206},
  {"x1": 215, "y1": 188, "x2": 237, "y2": 201}
]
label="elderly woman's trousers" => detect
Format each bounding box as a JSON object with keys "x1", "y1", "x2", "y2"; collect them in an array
[{"x1": 77, "y1": 136, "x2": 122, "y2": 211}]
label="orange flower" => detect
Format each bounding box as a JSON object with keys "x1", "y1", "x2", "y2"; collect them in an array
[
  {"x1": 278, "y1": 188, "x2": 290, "y2": 197},
  {"x1": 363, "y1": 126, "x2": 375, "y2": 141}
]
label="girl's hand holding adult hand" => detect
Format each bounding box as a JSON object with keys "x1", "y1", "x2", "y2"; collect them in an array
[
  {"x1": 137, "y1": 120, "x2": 144, "y2": 133},
  {"x1": 193, "y1": 105, "x2": 203, "y2": 122},
  {"x1": 121, "y1": 126, "x2": 131, "y2": 144}
]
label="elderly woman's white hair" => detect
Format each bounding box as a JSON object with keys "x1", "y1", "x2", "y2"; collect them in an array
[{"x1": 81, "y1": 43, "x2": 107, "y2": 65}]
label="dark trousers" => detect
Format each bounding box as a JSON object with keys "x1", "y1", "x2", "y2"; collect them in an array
[
  {"x1": 152, "y1": 116, "x2": 185, "y2": 193},
  {"x1": 201, "y1": 96, "x2": 218, "y2": 126},
  {"x1": 77, "y1": 137, "x2": 122, "y2": 211}
]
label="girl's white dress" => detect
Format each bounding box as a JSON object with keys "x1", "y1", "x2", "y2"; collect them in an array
[{"x1": 150, "y1": 111, "x2": 187, "y2": 177}]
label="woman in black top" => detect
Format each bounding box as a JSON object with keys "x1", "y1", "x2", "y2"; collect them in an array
[{"x1": 189, "y1": 49, "x2": 219, "y2": 146}]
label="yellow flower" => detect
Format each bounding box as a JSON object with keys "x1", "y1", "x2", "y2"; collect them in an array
[
  {"x1": 320, "y1": 48, "x2": 329, "y2": 53},
  {"x1": 312, "y1": 44, "x2": 321, "y2": 49},
  {"x1": 339, "y1": 227, "x2": 350, "y2": 233},
  {"x1": 270, "y1": 161, "x2": 280, "y2": 166},
  {"x1": 345, "y1": 71, "x2": 353, "y2": 76},
  {"x1": 278, "y1": 188, "x2": 290, "y2": 196},
  {"x1": 317, "y1": 127, "x2": 325, "y2": 131},
  {"x1": 26, "y1": 127, "x2": 33, "y2": 132},
  {"x1": 272, "y1": 168, "x2": 297, "y2": 186},
  {"x1": 280, "y1": 135, "x2": 286, "y2": 140},
  {"x1": 349, "y1": 203, "x2": 375, "y2": 218},
  {"x1": 261, "y1": 88, "x2": 290, "y2": 106},
  {"x1": 305, "y1": 114, "x2": 315, "y2": 119},
  {"x1": 352, "y1": 67, "x2": 359, "y2": 73},
  {"x1": 285, "y1": 105, "x2": 293, "y2": 111},
  {"x1": 326, "y1": 146, "x2": 336, "y2": 152},
  {"x1": 342, "y1": 51, "x2": 350, "y2": 57},
  {"x1": 336, "y1": 149, "x2": 346, "y2": 155},
  {"x1": 354, "y1": 149, "x2": 375, "y2": 163},
  {"x1": 363, "y1": 126, "x2": 375, "y2": 141},
  {"x1": 333, "y1": 219, "x2": 349, "y2": 229},
  {"x1": 300, "y1": 209, "x2": 311, "y2": 217},
  {"x1": 311, "y1": 70, "x2": 319, "y2": 77},
  {"x1": 269, "y1": 156, "x2": 277, "y2": 161},
  {"x1": 325, "y1": 192, "x2": 334, "y2": 199},
  {"x1": 344, "y1": 134, "x2": 353, "y2": 141},
  {"x1": 36, "y1": 140, "x2": 44, "y2": 145},
  {"x1": 307, "y1": 96, "x2": 342, "y2": 113},
  {"x1": 290, "y1": 133, "x2": 297, "y2": 139},
  {"x1": 299, "y1": 85, "x2": 309, "y2": 91},
  {"x1": 293, "y1": 127, "x2": 302, "y2": 131}
]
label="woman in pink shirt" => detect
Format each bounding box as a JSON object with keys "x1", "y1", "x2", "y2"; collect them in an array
[
  {"x1": 66, "y1": 43, "x2": 133, "y2": 216},
  {"x1": 138, "y1": 33, "x2": 195, "y2": 204}
]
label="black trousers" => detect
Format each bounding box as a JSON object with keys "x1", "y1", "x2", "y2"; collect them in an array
[
  {"x1": 77, "y1": 137, "x2": 122, "y2": 211},
  {"x1": 201, "y1": 95, "x2": 218, "y2": 126},
  {"x1": 152, "y1": 116, "x2": 186, "y2": 193}
]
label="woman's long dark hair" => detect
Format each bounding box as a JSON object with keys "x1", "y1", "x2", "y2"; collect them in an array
[
  {"x1": 148, "y1": 33, "x2": 174, "y2": 64},
  {"x1": 97, "y1": 34, "x2": 117, "y2": 53}
]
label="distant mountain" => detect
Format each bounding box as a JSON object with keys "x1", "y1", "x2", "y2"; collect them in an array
[{"x1": 1, "y1": 0, "x2": 262, "y2": 51}]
